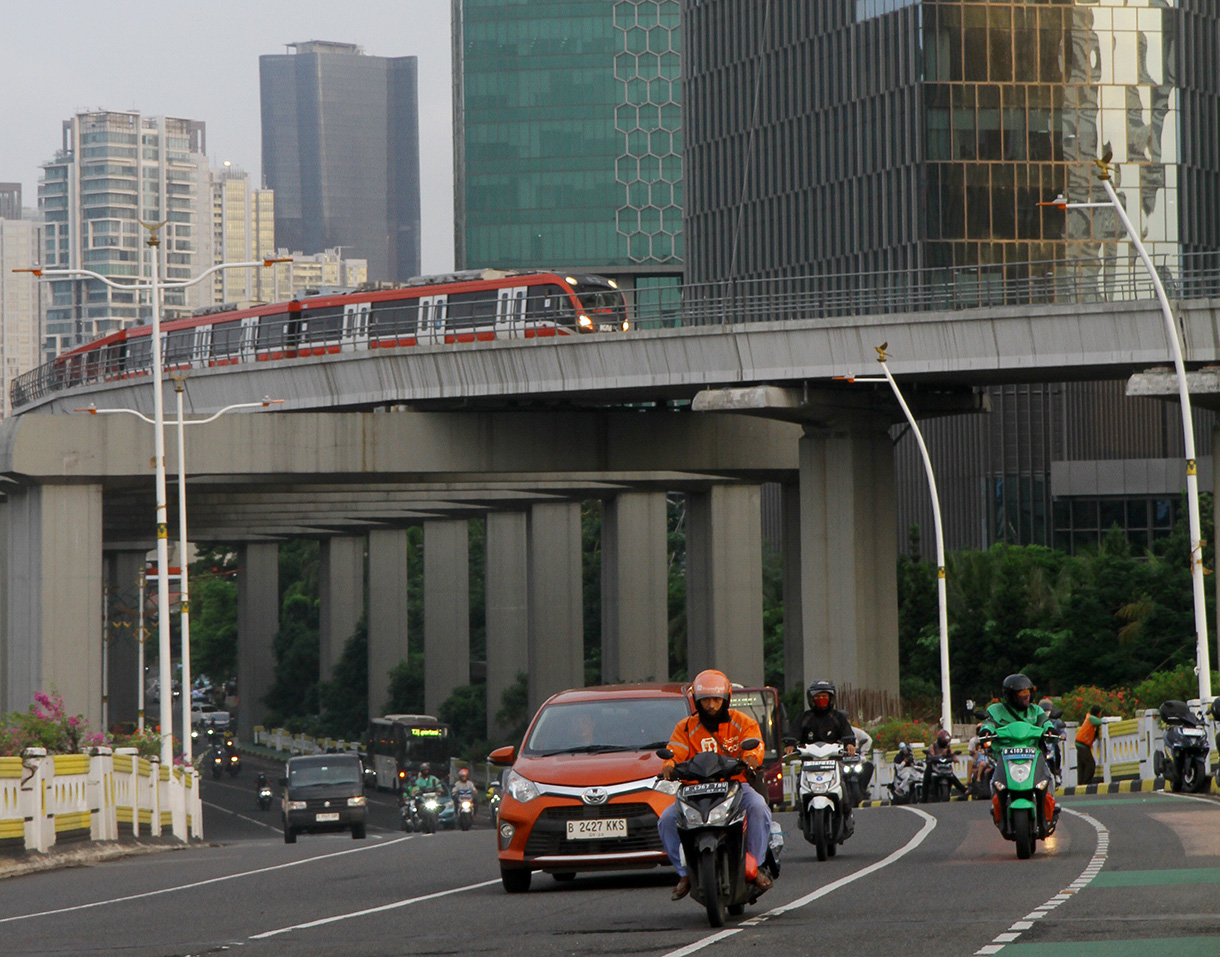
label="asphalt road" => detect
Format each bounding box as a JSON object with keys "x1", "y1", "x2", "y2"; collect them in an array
[{"x1": 1, "y1": 757, "x2": 1217, "y2": 956}]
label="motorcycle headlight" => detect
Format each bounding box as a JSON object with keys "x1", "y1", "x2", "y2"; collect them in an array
[
  {"x1": 347, "y1": 796, "x2": 366, "y2": 807},
  {"x1": 506, "y1": 769, "x2": 540, "y2": 803},
  {"x1": 423, "y1": 798, "x2": 439, "y2": 809},
  {"x1": 287, "y1": 800, "x2": 307, "y2": 811},
  {"x1": 1008, "y1": 762, "x2": 1033, "y2": 784},
  {"x1": 703, "y1": 784, "x2": 739, "y2": 826},
  {"x1": 460, "y1": 800, "x2": 474, "y2": 810},
  {"x1": 680, "y1": 801, "x2": 705, "y2": 826}
]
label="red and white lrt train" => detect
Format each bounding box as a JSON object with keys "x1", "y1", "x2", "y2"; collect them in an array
[{"x1": 11, "y1": 269, "x2": 629, "y2": 409}]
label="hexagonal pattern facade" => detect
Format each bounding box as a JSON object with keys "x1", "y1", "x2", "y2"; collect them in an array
[{"x1": 613, "y1": 0, "x2": 683, "y2": 263}]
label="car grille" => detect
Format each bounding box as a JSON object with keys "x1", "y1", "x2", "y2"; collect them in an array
[
  {"x1": 524, "y1": 802, "x2": 663, "y2": 857},
  {"x1": 301, "y1": 798, "x2": 350, "y2": 811}
]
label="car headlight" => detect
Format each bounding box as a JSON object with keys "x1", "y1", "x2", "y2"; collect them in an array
[
  {"x1": 347, "y1": 796, "x2": 366, "y2": 807},
  {"x1": 506, "y1": 769, "x2": 540, "y2": 803},
  {"x1": 286, "y1": 800, "x2": 307, "y2": 811}
]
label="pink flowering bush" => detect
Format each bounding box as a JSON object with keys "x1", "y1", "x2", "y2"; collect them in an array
[{"x1": 0, "y1": 690, "x2": 164, "y2": 761}]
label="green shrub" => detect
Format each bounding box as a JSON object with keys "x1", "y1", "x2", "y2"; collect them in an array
[
  {"x1": 1055, "y1": 685, "x2": 1140, "y2": 722},
  {"x1": 869, "y1": 716, "x2": 939, "y2": 752},
  {"x1": 1131, "y1": 666, "x2": 1219, "y2": 710}
]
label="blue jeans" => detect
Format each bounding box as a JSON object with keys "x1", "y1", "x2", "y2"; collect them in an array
[{"x1": 658, "y1": 783, "x2": 772, "y2": 877}]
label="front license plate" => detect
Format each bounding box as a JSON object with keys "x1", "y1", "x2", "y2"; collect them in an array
[
  {"x1": 566, "y1": 818, "x2": 627, "y2": 840},
  {"x1": 316, "y1": 812, "x2": 340, "y2": 822}
]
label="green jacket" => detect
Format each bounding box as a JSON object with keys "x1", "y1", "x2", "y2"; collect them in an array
[
  {"x1": 411, "y1": 774, "x2": 442, "y2": 795},
  {"x1": 982, "y1": 700, "x2": 1049, "y2": 735}
]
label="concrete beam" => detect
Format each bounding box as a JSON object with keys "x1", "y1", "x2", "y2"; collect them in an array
[
  {"x1": 368, "y1": 529, "x2": 409, "y2": 717},
  {"x1": 319, "y1": 537, "x2": 365, "y2": 681},
  {"x1": 237, "y1": 542, "x2": 278, "y2": 738},
  {"x1": 424, "y1": 519, "x2": 469, "y2": 715},
  {"x1": 105, "y1": 550, "x2": 147, "y2": 727},
  {"x1": 601, "y1": 491, "x2": 669, "y2": 683},
  {"x1": 527, "y1": 502, "x2": 584, "y2": 713},
  {"x1": 686, "y1": 485, "x2": 763, "y2": 685},
  {"x1": 486, "y1": 511, "x2": 528, "y2": 738}
]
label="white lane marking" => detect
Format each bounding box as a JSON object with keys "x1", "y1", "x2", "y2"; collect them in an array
[
  {"x1": 660, "y1": 806, "x2": 937, "y2": 957},
  {"x1": 972, "y1": 806, "x2": 1109, "y2": 955},
  {"x1": 202, "y1": 799, "x2": 282, "y2": 833},
  {"x1": 0, "y1": 836, "x2": 411, "y2": 924},
  {"x1": 249, "y1": 878, "x2": 503, "y2": 938}
]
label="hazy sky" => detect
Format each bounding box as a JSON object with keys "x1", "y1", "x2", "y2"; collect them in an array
[{"x1": 0, "y1": 0, "x2": 456, "y2": 273}]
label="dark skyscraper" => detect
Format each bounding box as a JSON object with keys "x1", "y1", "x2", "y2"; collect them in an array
[
  {"x1": 260, "y1": 40, "x2": 421, "y2": 282},
  {"x1": 682, "y1": 0, "x2": 1220, "y2": 551}
]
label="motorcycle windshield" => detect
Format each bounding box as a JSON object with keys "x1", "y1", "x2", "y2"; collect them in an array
[{"x1": 991, "y1": 720, "x2": 1046, "y2": 749}]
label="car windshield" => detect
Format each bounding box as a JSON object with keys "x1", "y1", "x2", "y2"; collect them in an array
[
  {"x1": 523, "y1": 698, "x2": 691, "y2": 756},
  {"x1": 289, "y1": 762, "x2": 361, "y2": 787}
]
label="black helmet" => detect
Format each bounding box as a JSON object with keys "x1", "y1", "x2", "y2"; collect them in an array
[
  {"x1": 1002, "y1": 674, "x2": 1035, "y2": 709},
  {"x1": 936, "y1": 729, "x2": 951, "y2": 747},
  {"x1": 807, "y1": 680, "x2": 836, "y2": 713},
  {"x1": 420, "y1": 763, "x2": 431, "y2": 773}
]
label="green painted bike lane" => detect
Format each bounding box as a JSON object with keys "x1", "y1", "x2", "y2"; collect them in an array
[{"x1": 1000, "y1": 793, "x2": 1220, "y2": 956}]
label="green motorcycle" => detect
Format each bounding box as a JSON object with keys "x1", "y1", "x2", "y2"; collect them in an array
[{"x1": 982, "y1": 719, "x2": 1060, "y2": 860}]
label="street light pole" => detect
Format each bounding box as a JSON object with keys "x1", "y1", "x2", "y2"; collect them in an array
[
  {"x1": 1044, "y1": 158, "x2": 1212, "y2": 703},
  {"x1": 841, "y1": 349, "x2": 953, "y2": 733},
  {"x1": 17, "y1": 242, "x2": 291, "y2": 764}
]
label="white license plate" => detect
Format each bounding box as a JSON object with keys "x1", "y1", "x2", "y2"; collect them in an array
[
  {"x1": 566, "y1": 818, "x2": 627, "y2": 840},
  {"x1": 316, "y1": 812, "x2": 340, "y2": 822}
]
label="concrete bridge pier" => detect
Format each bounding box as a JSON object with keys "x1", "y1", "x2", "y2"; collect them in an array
[
  {"x1": 368, "y1": 528, "x2": 409, "y2": 718},
  {"x1": 423, "y1": 519, "x2": 470, "y2": 716},
  {"x1": 601, "y1": 491, "x2": 669, "y2": 684},
  {"x1": 792, "y1": 422, "x2": 900, "y2": 701},
  {"x1": 237, "y1": 542, "x2": 278, "y2": 737},
  {"x1": 1, "y1": 483, "x2": 103, "y2": 725},
  {"x1": 686, "y1": 485, "x2": 764, "y2": 685},
  {"x1": 319, "y1": 536, "x2": 365, "y2": 680},
  {"x1": 485, "y1": 511, "x2": 528, "y2": 737},
  {"x1": 527, "y1": 502, "x2": 584, "y2": 713},
  {"x1": 104, "y1": 550, "x2": 148, "y2": 727}
]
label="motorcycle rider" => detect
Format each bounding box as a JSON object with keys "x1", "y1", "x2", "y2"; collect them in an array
[
  {"x1": 922, "y1": 728, "x2": 967, "y2": 799},
  {"x1": 785, "y1": 680, "x2": 862, "y2": 818},
  {"x1": 981, "y1": 674, "x2": 1051, "y2": 734},
  {"x1": 256, "y1": 771, "x2": 269, "y2": 790},
  {"x1": 452, "y1": 768, "x2": 478, "y2": 808},
  {"x1": 658, "y1": 669, "x2": 774, "y2": 901},
  {"x1": 411, "y1": 762, "x2": 442, "y2": 796}
]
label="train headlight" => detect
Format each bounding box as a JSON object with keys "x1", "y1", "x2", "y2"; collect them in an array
[
  {"x1": 577, "y1": 314, "x2": 592, "y2": 329},
  {"x1": 621, "y1": 320, "x2": 630, "y2": 331}
]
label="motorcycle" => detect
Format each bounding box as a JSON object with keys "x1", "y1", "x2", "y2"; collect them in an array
[
  {"x1": 655, "y1": 738, "x2": 780, "y2": 928},
  {"x1": 982, "y1": 720, "x2": 1059, "y2": 860},
  {"x1": 227, "y1": 750, "x2": 242, "y2": 777},
  {"x1": 257, "y1": 784, "x2": 272, "y2": 811},
  {"x1": 922, "y1": 749, "x2": 959, "y2": 803},
  {"x1": 1154, "y1": 700, "x2": 1211, "y2": 793},
  {"x1": 1041, "y1": 709, "x2": 1066, "y2": 785},
  {"x1": 399, "y1": 793, "x2": 420, "y2": 832},
  {"x1": 210, "y1": 749, "x2": 224, "y2": 780},
  {"x1": 454, "y1": 790, "x2": 476, "y2": 831},
  {"x1": 840, "y1": 750, "x2": 872, "y2": 808},
  {"x1": 968, "y1": 751, "x2": 996, "y2": 801},
  {"x1": 1213, "y1": 699, "x2": 1220, "y2": 792},
  {"x1": 416, "y1": 789, "x2": 444, "y2": 833},
  {"x1": 791, "y1": 741, "x2": 853, "y2": 861},
  {"x1": 887, "y1": 745, "x2": 924, "y2": 805},
  {"x1": 486, "y1": 782, "x2": 503, "y2": 825}
]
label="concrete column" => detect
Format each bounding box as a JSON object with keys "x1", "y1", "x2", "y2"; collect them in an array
[
  {"x1": 602, "y1": 491, "x2": 669, "y2": 683},
  {"x1": 105, "y1": 550, "x2": 148, "y2": 727},
  {"x1": 686, "y1": 485, "x2": 763, "y2": 684},
  {"x1": 798, "y1": 424, "x2": 899, "y2": 699},
  {"x1": 424, "y1": 519, "x2": 469, "y2": 716},
  {"x1": 485, "y1": 511, "x2": 528, "y2": 738},
  {"x1": 237, "y1": 542, "x2": 278, "y2": 738},
  {"x1": 368, "y1": 528, "x2": 409, "y2": 718},
  {"x1": 527, "y1": 502, "x2": 584, "y2": 713},
  {"x1": 781, "y1": 483, "x2": 804, "y2": 699},
  {"x1": 319, "y1": 536, "x2": 365, "y2": 681},
  {"x1": 1, "y1": 484, "x2": 104, "y2": 725}
]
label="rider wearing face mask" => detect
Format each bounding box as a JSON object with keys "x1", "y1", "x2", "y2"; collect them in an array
[
  {"x1": 658, "y1": 669, "x2": 773, "y2": 901},
  {"x1": 982, "y1": 674, "x2": 1050, "y2": 734}
]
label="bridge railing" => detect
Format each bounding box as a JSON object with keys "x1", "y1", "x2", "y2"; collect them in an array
[{"x1": 15, "y1": 251, "x2": 1220, "y2": 411}]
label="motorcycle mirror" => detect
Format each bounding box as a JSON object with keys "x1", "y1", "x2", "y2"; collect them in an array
[
  {"x1": 781, "y1": 736, "x2": 797, "y2": 746},
  {"x1": 741, "y1": 738, "x2": 761, "y2": 751},
  {"x1": 655, "y1": 748, "x2": 674, "y2": 760}
]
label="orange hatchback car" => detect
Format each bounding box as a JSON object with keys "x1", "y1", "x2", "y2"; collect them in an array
[{"x1": 490, "y1": 683, "x2": 693, "y2": 893}]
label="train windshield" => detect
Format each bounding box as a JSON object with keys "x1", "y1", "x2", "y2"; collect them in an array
[{"x1": 576, "y1": 290, "x2": 622, "y2": 312}]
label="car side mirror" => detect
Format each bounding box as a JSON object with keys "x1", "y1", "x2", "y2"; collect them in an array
[
  {"x1": 741, "y1": 738, "x2": 761, "y2": 752},
  {"x1": 488, "y1": 745, "x2": 516, "y2": 765},
  {"x1": 655, "y1": 748, "x2": 674, "y2": 760}
]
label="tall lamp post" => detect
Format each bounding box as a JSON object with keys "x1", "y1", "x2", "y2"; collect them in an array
[
  {"x1": 841, "y1": 346, "x2": 953, "y2": 733},
  {"x1": 1043, "y1": 156, "x2": 1212, "y2": 704},
  {"x1": 77, "y1": 392, "x2": 284, "y2": 764},
  {"x1": 18, "y1": 228, "x2": 289, "y2": 764}
]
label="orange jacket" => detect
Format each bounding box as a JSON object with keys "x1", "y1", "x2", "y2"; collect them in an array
[
  {"x1": 665, "y1": 709, "x2": 765, "y2": 782},
  {"x1": 1075, "y1": 714, "x2": 1101, "y2": 746}
]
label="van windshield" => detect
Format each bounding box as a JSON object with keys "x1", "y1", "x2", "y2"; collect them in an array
[
  {"x1": 289, "y1": 763, "x2": 361, "y2": 787},
  {"x1": 523, "y1": 698, "x2": 691, "y2": 756}
]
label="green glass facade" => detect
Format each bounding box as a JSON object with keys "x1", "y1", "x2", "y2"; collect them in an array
[{"x1": 454, "y1": 0, "x2": 683, "y2": 275}]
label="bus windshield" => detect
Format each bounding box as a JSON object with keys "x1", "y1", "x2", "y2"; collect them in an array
[{"x1": 731, "y1": 688, "x2": 782, "y2": 761}]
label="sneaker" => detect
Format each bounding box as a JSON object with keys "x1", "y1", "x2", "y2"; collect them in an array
[
  {"x1": 671, "y1": 876, "x2": 691, "y2": 900},
  {"x1": 750, "y1": 870, "x2": 773, "y2": 893}
]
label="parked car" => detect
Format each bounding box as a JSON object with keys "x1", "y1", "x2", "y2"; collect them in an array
[
  {"x1": 490, "y1": 683, "x2": 694, "y2": 893},
  {"x1": 281, "y1": 753, "x2": 368, "y2": 843}
]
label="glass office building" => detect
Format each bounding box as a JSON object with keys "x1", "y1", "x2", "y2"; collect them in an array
[
  {"x1": 454, "y1": 0, "x2": 683, "y2": 299},
  {"x1": 682, "y1": 0, "x2": 1220, "y2": 550},
  {"x1": 260, "y1": 41, "x2": 421, "y2": 283}
]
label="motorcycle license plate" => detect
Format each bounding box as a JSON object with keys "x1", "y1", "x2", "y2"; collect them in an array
[
  {"x1": 566, "y1": 818, "x2": 626, "y2": 840},
  {"x1": 316, "y1": 812, "x2": 340, "y2": 822}
]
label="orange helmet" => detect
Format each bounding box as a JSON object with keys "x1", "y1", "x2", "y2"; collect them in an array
[{"x1": 691, "y1": 669, "x2": 732, "y2": 707}]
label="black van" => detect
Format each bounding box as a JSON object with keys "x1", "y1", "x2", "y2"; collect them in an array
[{"x1": 281, "y1": 753, "x2": 368, "y2": 843}]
